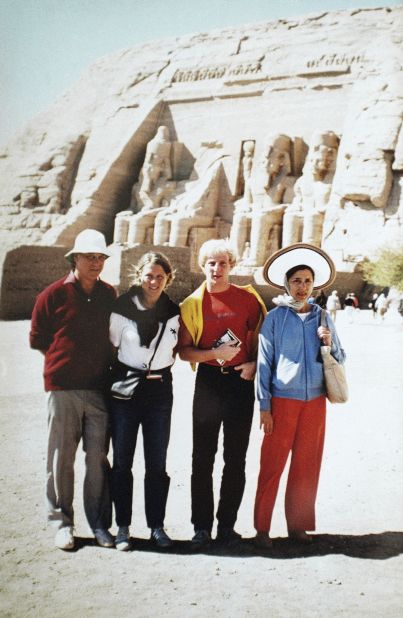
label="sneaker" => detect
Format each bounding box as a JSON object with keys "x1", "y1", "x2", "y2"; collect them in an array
[
  {"x1": 190, "y1": 529, "x2": 211, "y2": 551},
  {"x1": 254, "y1": 532, "x2": 273, "y2": 550},
  {"x1": 94, "y1": 528, "x2": 114, "y2": 548},
  {"x1": 216, "y1": 527, "x2": 242, "y2": 546},
  {"x1": 115, "y1": 526, "x2": 131, "y2": 552},
  {"x1": 55, "y1": 526, "x2": 74, "y2": 550},
  {"x1": 150, "y1": 527, "x2": 173, "y2": 549}
]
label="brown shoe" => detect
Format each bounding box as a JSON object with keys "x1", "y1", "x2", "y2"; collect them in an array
[
  {"x1": 254, "y1": 532, "x2": 273, "y2": 550},
  {"x1": 288, "y1": 530, "x2": 313, "y2": 544}
]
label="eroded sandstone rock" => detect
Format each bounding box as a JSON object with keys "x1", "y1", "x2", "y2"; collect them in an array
[{"x1": 0, "y1": 6, "x2": 401, "y2": 302}]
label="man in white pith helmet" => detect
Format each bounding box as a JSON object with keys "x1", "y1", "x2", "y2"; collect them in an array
[{"x1": 30, "y1": 229, "x2": 116, "y2": 551}]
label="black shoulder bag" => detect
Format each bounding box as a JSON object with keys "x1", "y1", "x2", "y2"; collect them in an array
[{"x1": 111, "y1": 321, "x2": 167, "y2": 400}]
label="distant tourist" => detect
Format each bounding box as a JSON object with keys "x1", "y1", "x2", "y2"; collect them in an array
[
  {"x1": 375, "y1": 292, "x2": 389, "y2": 320},
  {"x1": 314, "y1": 289, "x2": 328, "y2": 309},
  {"x1": 368, "y1": 292, "x2": 378, "y2": 318},
  {"x1": 344, "y1": 292, "x2": 358, "y2": 323},
  {"x1": 254, "y1": 244, "x2": 346, "y2": 549},
  {"x1": 109, "y1": 252, "x2": 180, "y2": 551},
  {"x1": 178, "y1": 239, "x2": 266, "y2": 550},
  {"x1": 326, "y1": 290, "x2": 341, "y2": 322},
  {"x1": 29, "y1": 229, "x2": 116, "y2": 551}
]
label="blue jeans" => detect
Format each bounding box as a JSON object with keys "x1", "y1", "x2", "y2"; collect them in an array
[{"x1": 110, "y1": 371, "x2": 173, "y2": 528}]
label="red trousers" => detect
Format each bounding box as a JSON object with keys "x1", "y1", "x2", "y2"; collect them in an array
[{"x1": 254, "y1": 396, "x2": 326, "y2": 533}]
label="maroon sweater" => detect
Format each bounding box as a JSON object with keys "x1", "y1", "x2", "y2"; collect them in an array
[{"x1": 30, "y1": 272, "x2": 116, "y2": 391}]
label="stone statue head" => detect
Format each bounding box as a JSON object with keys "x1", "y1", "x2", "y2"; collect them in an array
[
  {"x1": 155, "y1": 125, "x2": 170, "y2": 142},
  {"x1": 309, "y1": 130, "x2": 339, "y2": 176},
  {"x1": 243, "y1": 140, "x2": 255, "y2": 157},
  {"x1": 265, "y1": 134, "x2": 292, "y2": 177}
]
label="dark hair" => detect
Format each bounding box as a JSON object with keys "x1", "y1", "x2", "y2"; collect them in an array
[
  {"x1": 286, "y1": 264, "x2": 315, "y2": 281},
  {"x1": 131, "y1": 251, "x2": 175, "y2": 288}
]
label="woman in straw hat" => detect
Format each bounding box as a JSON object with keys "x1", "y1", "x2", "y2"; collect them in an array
[{"x1": 254, "y1": 243, "x2": 345, "y2": 549}]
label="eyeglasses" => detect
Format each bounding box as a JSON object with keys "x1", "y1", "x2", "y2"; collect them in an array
[{"x1": 79, "y1": 254, "x2": 107, "y2": 262}]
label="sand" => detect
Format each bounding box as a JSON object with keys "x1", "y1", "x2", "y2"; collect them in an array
[{"x1": 0, "y1": 310, "x2": 402, "y2": 617}]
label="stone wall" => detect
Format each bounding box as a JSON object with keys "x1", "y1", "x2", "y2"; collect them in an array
[
  {"x1": 0, "y1": 242, "x2": 368, "y2": 320},
  {"x1": 0, "y1": 246, "x2": 69, "y2": 319}
]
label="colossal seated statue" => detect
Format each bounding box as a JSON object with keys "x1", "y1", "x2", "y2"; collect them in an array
[
  {"x1": 114, "y1": 130, "x2": 226, "y2": 248},
  {"x1": 121, "y1": 125, "x2": 176, "y2": 245},
  {"x1": 282, "y1": 130, "x2": 339, "y2": 247},
  {"x1": 153, "y1": 160, "x2": 223, "y2": 247},
  {"x1": 231, "y1": 134, "x2": 296, "y2": 266},
  {"x1": 134, "y1": 124, "x2": 173, "y2": 210}
]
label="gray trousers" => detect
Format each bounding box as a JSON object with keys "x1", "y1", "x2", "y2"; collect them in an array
[{"x1": 46, "y1": 390, "x2": 111, "y2": 531}]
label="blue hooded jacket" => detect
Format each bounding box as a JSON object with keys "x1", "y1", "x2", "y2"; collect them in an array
[{"x1": 257, "y1": 304, "x2": 345, "y2": 411}]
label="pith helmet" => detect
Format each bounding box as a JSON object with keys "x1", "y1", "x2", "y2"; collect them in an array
[{"x1": 65, "y1": 229, "x2": 111, "y2": 263}]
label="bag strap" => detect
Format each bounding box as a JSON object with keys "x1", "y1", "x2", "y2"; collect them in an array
[
  {"x1": 320, "y1": 309, "x2": 329, "y2": 351},
  {"x1": 147, "y1": 320, "x2": 167, "y2": 371}
]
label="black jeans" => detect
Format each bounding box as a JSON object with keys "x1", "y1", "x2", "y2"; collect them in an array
[
  {"x1": 191, "y1": 364, "x2": 255, "y2": 533},
  {"x1": 110, "y1": 370, "x2": 172, "y2": 528}
]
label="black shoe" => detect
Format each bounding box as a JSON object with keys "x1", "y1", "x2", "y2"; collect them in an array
[
  {"x1": 190, "y1": 529, "x2": 211, "y2": 551},
  {"x1": 150, "y1": 527, "x2": 173, "y2": 549},
  {"x1": 254, "y1": 532, "x2": 273, "y2": 550},
  {"x1": 216, "y1": 527, "x2": 242, "y2": 547},
  {"x1": 115, "y1": 526, "x2": 131, "y2": 552},
  {"x1": 288, "y1": 530, "x2": 313, "y2": 544}
]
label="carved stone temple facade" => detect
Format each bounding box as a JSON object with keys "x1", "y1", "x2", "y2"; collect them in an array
[{"x1": 0, "y1": 7, "x2": 402, "y2": 317}]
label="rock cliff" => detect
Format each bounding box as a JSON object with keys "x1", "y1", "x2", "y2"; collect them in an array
[{"x1": 0, "y1": 6, "x2": 402, "y2": 315}]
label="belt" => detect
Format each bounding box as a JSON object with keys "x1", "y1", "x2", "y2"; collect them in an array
[
  {"x1": 200, "y1": 363, "x2": 239, "y2": 375},
  {"x1": 146, "y1": 366, "x2": 172, "y2": 380}
]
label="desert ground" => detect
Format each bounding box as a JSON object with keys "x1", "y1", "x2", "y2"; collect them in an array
[{"x1": 0, "y1": 308, "x2": 402, "y2": 617}]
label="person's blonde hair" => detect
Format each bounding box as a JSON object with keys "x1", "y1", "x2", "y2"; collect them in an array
[
  {"x1": 131, "y1": 252, "x2": 175, "y2": 288},
  {"x1": 198, "y1": 238, "x2": 237, "y2": 269}
]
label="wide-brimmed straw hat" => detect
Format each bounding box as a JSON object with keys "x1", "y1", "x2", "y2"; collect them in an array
[
  {"x1": 65, "y1": 229, "x2": 111, "y2": 262},
  {"x1": 262, "y1": 243, "x2": 336, "y2": 290}
]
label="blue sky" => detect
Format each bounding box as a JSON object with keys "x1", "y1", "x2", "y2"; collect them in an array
[{"x1": 1, "y1": 0, "x2": 401, "y2": 146}]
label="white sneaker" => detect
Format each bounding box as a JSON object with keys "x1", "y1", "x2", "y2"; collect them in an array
[
  {"x1": 55, "y1": 526, "x2": 74, "y2": 550},
  {"x1": 115, "y1": 526, "x2": 130, "y2": 551},
  {"x1": 94, "y1": 528, "x2": 114, "y2": 548}
]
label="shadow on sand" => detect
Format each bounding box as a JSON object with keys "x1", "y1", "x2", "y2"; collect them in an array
[{"x1": 73, "y1": 531, "x2": 403, "y2": 560}]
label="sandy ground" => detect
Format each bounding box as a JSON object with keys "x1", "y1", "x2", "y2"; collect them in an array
[{"x1": 0, "y1": 309, "x2": 402, "y2": 617}]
